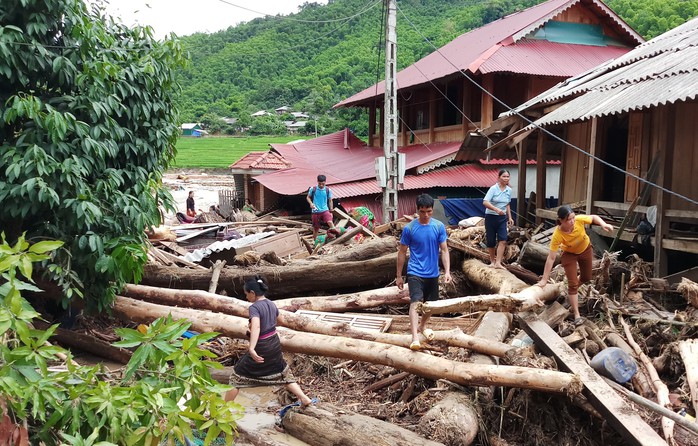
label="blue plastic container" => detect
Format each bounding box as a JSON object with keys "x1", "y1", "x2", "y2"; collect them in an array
[{"x1": 590, "y1": 347, "x2": 637, "y2": 383}]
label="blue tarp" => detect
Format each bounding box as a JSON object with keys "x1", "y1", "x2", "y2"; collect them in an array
[{"x1": 440, "y1": 198, "x2": 558, "y2": 225}]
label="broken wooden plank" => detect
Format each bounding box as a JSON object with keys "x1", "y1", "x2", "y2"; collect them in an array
[
  {"x1": 296, "y1": 310, "x2": 392, "y2": 333},
  {"x1": 520, "y1": 316, "x2": 667, "y2": 446},
  {"x1": 333, "y1": 208, "x2": 377, "y2": 238}
]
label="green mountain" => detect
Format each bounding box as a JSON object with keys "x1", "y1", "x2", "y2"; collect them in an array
[{"x1": 175, "y1": 0, "x2": 697, "y2": 136}]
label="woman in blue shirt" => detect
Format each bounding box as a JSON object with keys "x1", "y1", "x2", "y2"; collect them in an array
[{"x1": 483, "y1": 169, "x2": 514, "y2": 269}]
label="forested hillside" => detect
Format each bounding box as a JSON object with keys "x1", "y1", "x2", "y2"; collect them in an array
[{"x1": 176, "y1": 0, "x2": 697, "y2": 136}]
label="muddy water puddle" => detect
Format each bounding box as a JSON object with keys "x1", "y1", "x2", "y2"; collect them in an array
[{"x1": 236, "y1": 387, "x2": 310, "y2": 446}]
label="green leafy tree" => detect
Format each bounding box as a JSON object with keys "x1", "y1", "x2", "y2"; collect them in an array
[
  {"x1": 0, "y1": 233, "x2": 242, "y2": 444},
  {"x1": 249, "y1": 114, "x2": 287, "y2": 135},
  {"x1": 0, "y1": 0, "x2": 187, "y2": 310}
]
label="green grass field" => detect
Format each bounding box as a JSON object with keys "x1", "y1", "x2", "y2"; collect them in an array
[{"x1": 172, "y1": 135, "x2": 302, "y2": 168}]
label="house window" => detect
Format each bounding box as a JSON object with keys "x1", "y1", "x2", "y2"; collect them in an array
[{"x1": 416, "y1": 110, "x2": 426, "y2": 130}]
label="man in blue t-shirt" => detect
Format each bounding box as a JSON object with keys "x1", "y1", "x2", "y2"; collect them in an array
[
  {"x1": 396, "y1": 194, "x2": 452, "y2": 351},
  {"x1": 306, "y1": 174, "x2": 336, "y2": 241}
]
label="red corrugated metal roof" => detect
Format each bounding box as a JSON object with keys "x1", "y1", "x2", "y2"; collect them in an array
[
  {"x1": 335, "y1": 0, "x2": 641, "y2": 108},
  {"x1": 229, "y1": 151, "x2": 291, "y2": 170},
  {"x1": 255, "y1": 130, "x2": 463, "y2": 195},
  {"x1": 476, "y1": 40, "x2": 631, "y2": 76},
  {"x1": 329, "y1": 164, "x2": 498, "y2": 199},
  {"x1": 480, "y1": 158, "x2": 561, "y2": 165}
]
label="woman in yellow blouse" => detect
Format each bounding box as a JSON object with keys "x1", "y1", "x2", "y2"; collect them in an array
[{"x1": 537, "y1": 205, "x2": 613, "y2": 325}]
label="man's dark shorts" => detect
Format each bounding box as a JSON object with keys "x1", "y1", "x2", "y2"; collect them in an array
[
  {"x1": 485, "y1": 214, "x2": 508, "y2": 248},
  {"x1": 311, "y1": 210, "x2": 333, "y2": 229},
  {"x1": 407, "y1": 275, "x2": 440, "y2": 304}
]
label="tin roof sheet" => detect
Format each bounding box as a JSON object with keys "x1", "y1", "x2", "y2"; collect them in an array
[{"x1": 523, "y1": 16, "x2": 698, "y2": 127}]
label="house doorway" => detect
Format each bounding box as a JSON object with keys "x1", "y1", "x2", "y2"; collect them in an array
[{"x1": 601, "y1": 116, "x2": 629, "y2": 202}]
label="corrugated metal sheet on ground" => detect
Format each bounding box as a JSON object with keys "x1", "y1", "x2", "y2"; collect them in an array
[{"x1": 184, "y1": 232, "x2": 276, "y2": 263}]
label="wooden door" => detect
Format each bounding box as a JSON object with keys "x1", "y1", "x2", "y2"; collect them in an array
[{"x1": 624, "y1": 112, "x2": 644, "y2": 201}]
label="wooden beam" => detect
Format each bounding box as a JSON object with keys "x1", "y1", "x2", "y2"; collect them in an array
[
  {"x1": 369, "y1": 105, "x2": 376, "y2": 147},
  {"x1": 655, "y1": 106, "x2": 676, "y2": 277},
  {"x1": 520, "y1": 316, "x2": 667, "y2": 446},
  {"x1": 516, "y1": 142, "x2": 527, "y2": 227},
  {"x1": 429, "y1": 88, "x2": 437, "y2": 143},
  {"x1": 662, "y1": 266, "x2": 698, "y2": 285},
  {"x1": 481, "y1": 74, "x2": 494, "y2": 129},
  {"x1": 591, "y1": 225, "x2": 698, "y2": 254},
  {"x1": 585, "y1": 117, "x2": 598, "y2": 215},
  {"x1": 175, "y1": 226, "x2": 219, "y2": 243},
  {"x1": 535, "y1": 130, "x2": 547, "y2": 225}
]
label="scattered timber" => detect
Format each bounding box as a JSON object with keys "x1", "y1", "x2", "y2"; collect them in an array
[
  {"x1": 419, "y1": 283, "x2": 563, "y2": 315},
  {"x1": 112, "y1": 296, "x2": 581, "y2": 394},
  {"x1": 121, "y1": 285, "x2": 514, "y2": 357},
  {"x1": 140, "y1": 252, "x2": 398, "y2": 298},
  {"x1": 520, "y1": 315, "x2": 667, "y2": 445}
]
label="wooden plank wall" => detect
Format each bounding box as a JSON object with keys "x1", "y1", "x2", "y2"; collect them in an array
[
  {"x1": 560, "y1": 121, "x2": 592, "y2": 203},
  {"x1": 670, "y1": 101, "x2": 698, "y2": 211}
]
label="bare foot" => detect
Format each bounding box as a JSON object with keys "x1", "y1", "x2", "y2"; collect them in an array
[{"x1": 493, "y1": 263, "x2": 505, "y2": 270}]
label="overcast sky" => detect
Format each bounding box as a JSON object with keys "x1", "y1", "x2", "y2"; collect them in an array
[{"x1": 97, "y1": 0, "x2": 329, "y2": 38}]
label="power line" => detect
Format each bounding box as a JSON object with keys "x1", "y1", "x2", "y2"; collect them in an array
[
  {"x1": 395, "y1": 2, "x2": 698, "y2": 207},
  {"x1": 216, "y1": 0, "x2": 382, "y2": 24}
]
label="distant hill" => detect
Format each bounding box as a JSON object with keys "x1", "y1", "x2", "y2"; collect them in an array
[{"x1": 175, "y1": 0, "x2": 697, "y2": 137}]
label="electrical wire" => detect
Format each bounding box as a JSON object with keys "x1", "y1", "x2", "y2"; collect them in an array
[{"x1": 216, "y1": 0, "x2": 381, "y2": 24}]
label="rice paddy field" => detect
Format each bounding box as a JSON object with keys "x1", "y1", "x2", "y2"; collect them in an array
[{"x1": 172, "y1": 135, "x2": 301, "y2": 168}]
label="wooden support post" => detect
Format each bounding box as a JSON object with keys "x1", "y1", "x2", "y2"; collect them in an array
[
  {"x1": 535, "y1": 130, "x2": 547, "y2": 224},
  {"x1": 654, "y1": 107, "x2": 675, "y2": 277},
  {"x1": 516, "y1": 142, "x2": 527, "y2": 227},
  {"x1": 520, "y1": 316, "x2": 667, "y2": 445},
  {"x1": 369, "y1": 104, "x2": 376, "y2": 147},
  {"x1": 462, "y1": 78, "x2": 471, "y2": 134},
  {"x1": 429, "y1": 89, "x2": 437, "y2": 143},
  {"x1": 481, "y1": 74, "x2": 494, "y2": 129},
  {"x1": 585, "y1": 117, "x2": 598, "y2": 215}
]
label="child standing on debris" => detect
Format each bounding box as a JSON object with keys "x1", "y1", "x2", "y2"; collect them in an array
[
  {"x1": 536, "y1": 205, "x2": 613, "y2": 326},
  {"x1": 225, "y1": 275, "x2": 314, "y2": 409},
  {"x1": 396, "y1": 194, "x2": 452, "y2": 351},
  {"x1": 482, "y1": 169, "x2": 514, "y2": 269},
  {"x1": 306, "y1": 174, "x2": 336, "y2": 241}
]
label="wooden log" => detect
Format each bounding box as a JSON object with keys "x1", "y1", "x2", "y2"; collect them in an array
[
  {"x1": 321, "y1": 237, "x2": 397, "y2": 263},
  {"x1": 34, "y1": 321, "x2": 132, "y2": 364},
  {"x1": 420, "y1": 283, "x2": 563, "y2": 316},
  {"x1": 512, "y1": 301, "x2": 569, "y2": 346},
  {"x1": 418, "y1": 392, "x2": 478, "y2": 446},
  {"x1": 461, "y1": 259, "x2": 528, "y2": 294},
  {"x1": 274, "y1": 286, "x2": 410, "y2": 312},
  {"x1": 621, "y1": 316, "x2": 674, "y2": 444},
  {"x1": 447, "y1": 238, "x2": 489, "y2": 262},
  {"x1": 208, "y1": 260, "x2": 226, "y2": 293},
  {"x1": 517, "y1": 240, "x2": 559, "y2": 274},
  {"x1": 323, "y1": 225, "x2": 363, "y2": 247},
  {"x1": 365, "y1": 371, "x2": 410, "y2": 392},
  {"x1": 504, "y1": 263, "x2": 540, "y2": 284},
  {"x1": 112, "y1": 296, "x2": 580, "y2": 394},
  {"x1": 282, "y1": 403, "x2": 443, "y2": 446},
  {"x1": 468, "y1": 311, "x2": 512, "y2": 401},
  {"x1": 140, "y1": 252, "x2": 399, "y2": 298},
  {"x1": 122, "y1": 285, "x2": 513, "y2": 357},
  {"x1": 678, "y1": 339, "x2": 698, "y2": 417}
]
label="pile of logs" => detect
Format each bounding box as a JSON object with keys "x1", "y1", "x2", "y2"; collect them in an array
[{"x1": 52, "y1": 216, "x2": 698, "y2": 446}]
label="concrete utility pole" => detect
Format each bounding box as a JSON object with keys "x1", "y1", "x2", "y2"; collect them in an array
[{"x1": 381, "y1": 0, "x2": 399, "y2": 223}]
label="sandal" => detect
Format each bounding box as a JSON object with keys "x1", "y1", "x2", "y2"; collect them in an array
[
  {"x1": 278, "y1": 401, "x2": 301, "y2": 419},
  {"x1": 301, "y1": 397, "x2": 319, "y2": 408},
  {"x1": 409, "y1": 341, "x2": 421, "y2": 351},
  {"x1": 573, "y1": 317, "x2": 586, "y2": 327},
  {"x1": 422, "y1": 328, "x2": 435, "y2": 341}
]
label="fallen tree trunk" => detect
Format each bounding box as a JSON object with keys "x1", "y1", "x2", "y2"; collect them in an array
[
  {"x1": 34, "y1": 321, "x2": 132, "y2": 365},
  {"x1": 419, "y1": 283, "x2": 563, "y2": 316},
  {"x1": 516, "y1": 241, "x2": 559, "y2": 274},
  {"x1": 282, "y1": 403, "x2": 444, "y2": 446},
  {"x1": 140, "y1": 252, "x2": 398, "y2": 298},
  {"x1": 122, "y1": 285, "x2": 513, "y2": 357},
  {"x1": 112, "y1": 296, "x2": 581, "y2": 394},
  {"x1": 311, "y1": 236, "x2": 396, "y2": 262},
  {"x1": 678, "y1": 339, "x2": 698, "y2": 416},
  {"x1": 418, "y1": 392, "x2": 479, "y2": 446},
  {"x1": 468, "y1": 311, "x2": 512, "y2": 401},
  {"x1": 461, "y1": 259, "x2": 528, "y2": 294}
]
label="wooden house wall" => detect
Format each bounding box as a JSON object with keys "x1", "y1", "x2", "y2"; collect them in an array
[
  {"x1": 668, "y1": 101, "x2": 698, "y2": 211},
  {"x1": 559, "y1": 120, "x2": 593, "y2": 203},
  {"x1": 555, "y1": 4, "x2": 627, "y2": 41}
]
